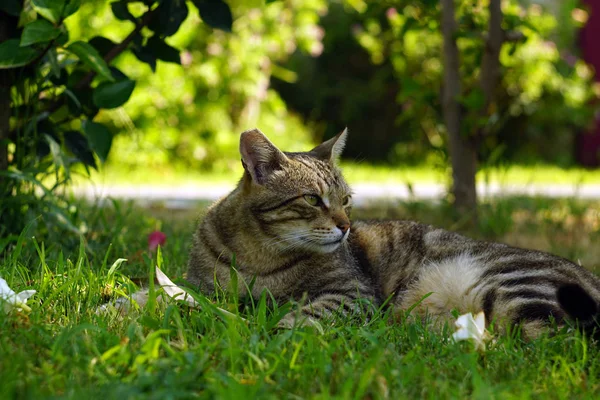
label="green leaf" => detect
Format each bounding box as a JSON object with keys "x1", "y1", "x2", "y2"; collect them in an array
[
  {"x1": 111, "y1": 1, "x2": 136, "y2": 22},
  {"x1": 257, "y1": 291, "x2": 267, "y2": 328},
  {"x1": 32, "y1": 0, "x2": 65, "y2": 24},
  {"x1": 109, "y1": 67, "x2": 127, "y2": 81},
  {"x1": 45, "y1": 134, "x2": 67, "y2": 174},
  {"x1": 138, "y1": 316, "x2": 161, "y2": 330},
  {"x1": 132, "y1": 47, "x2": 157, "y2": 72},
  {"x1": 145, "y1": 36, "x2": 181, "y2": 64},
  {"x1": 55, "y1": 30, "x2": 69, "y2": 46},
  {"x1": 0, "y1": 170, "x2": 53, "y2": 197},
  {"x1": 0, "y1": 0, "x2": 22, "y2": 16},
  {"x1": 66, "y1": 41, "x2": 114, "y2": 81},
  {"x1": 37, "y1": 129, "x2": 59, "y2": 160},
  {"x1": 399, "y1": 77, "x2": 422, "y2": 99},
  {"x1": 37, "y1": 140, "x2": 50, "y2": 159},
  {"x1": 400, "y1": 17, "x2": 418, "y2": 38},
  {"x1": 460, "y1": 89, "x2": 485, "y2": 112},
  {"x1": 50, "y1": 68, "x2": 68, "y2": 86},
  {"x1": 108, "y1": 67, "x2": 127, "y2": 81},
  {"x1": 66, "y1": 67, "x2": 87, "y2": 87},
  {"x1": 47, "y1": 47, "x2": 61, "y2": 78},
  {"x1": 69, "y1": 87, "x2": 99, "y2": 117},
  {"x1": 63, "y1": 0, "x2": 81, "y2": 18},
  {"x1": 0, "y1": 39, "x2": 40, "y2": 69},
  {"x1": 64, "y1": 130, "x2": 97, "y2": 169},
  {"x1": 20, "y1": 19, "x2": 61, "y2": 47},
  {"x1": 132, "y1": 34, "x2": 156, "y2": 71},
  {"x1": 92, "y1": 79, "x2": 136, "y2": 109},
  {"x1": 193, "y1": 0, "x2": 233, "y2": 32},
  {"x1": 89, "y1": 36, "x2": 117, "y2": 58},
  {"x1": 519, "y1": 20, "x2": 539, "y2": 34},
  {"x1": 63, "y1": 88, "x2": 82, "y2": 114},
  {"x1": 82, "y1": 120, "x2": 113, "y2": 162},
  {"x1": 149, "y1": 0, "x2": 189, "y2": 37}
]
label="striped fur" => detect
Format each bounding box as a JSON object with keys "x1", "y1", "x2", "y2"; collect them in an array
[
  {"x1": 188, "y1": 129, "x2": 600, "y2": 337},
  {"x1": 350, "y1": 221, "x2": 600, "y2": 338}
]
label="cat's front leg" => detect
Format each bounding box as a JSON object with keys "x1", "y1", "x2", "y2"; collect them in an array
[{"x1": 277, "y1": 278, "x2": 378, "y2": 328}]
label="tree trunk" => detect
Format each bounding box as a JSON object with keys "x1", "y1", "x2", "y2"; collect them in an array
[
  {"x1": 479, "y1": 0, "x2": 503, "y2": 134},
  {"x1": 440, "y1": 0, "x2": 477, "y2": 221}
]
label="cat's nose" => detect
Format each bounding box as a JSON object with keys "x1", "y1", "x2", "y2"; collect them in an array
[{"x1": 337, "y1": 222, "x2": 350, "y2": 234}]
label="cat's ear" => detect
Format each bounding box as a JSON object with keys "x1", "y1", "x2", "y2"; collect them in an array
[
  {"x1": 239, "y1": 128, "x2": 288, "y2": 184},
  {"x1": 309, "y1": 128, "x2": 348, "y2": 163}
]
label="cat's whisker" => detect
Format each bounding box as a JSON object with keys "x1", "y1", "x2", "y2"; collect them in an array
[
  {"x1": 259, "y1": 231, "x2": 315, "y2": 251},
  {"x1": 237, "y1": 232, "x2": 320, "y2": 258}
]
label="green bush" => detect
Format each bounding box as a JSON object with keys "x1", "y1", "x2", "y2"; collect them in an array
[
  {"x1": 0, "y1": 0, "x2": 235, "y2": 244},
  {"x1": 275, "y1": 0, "x2": 598, "y2": 167},
  {"x1": 66, "y1": 0, "x2": 326, "y2": 173}
]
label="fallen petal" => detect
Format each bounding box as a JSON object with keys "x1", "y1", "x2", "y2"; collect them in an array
[
  {"x1": 97, "y1": 268, "x2": 244, "y2": 322},
  {"x1": 155, "y1": 266, "x2": 244, "y2": 321},
  {"x1": 155, "y1": 267, "x2": 197, "y2": 307}
]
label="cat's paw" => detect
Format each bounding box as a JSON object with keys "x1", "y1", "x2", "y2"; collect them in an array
[
  {"x1": 276, "y1": 313, "x2": 297, "y2": 329},
  {"x1": 277, "y1": 312, "x2": 324, "y2": 332}
]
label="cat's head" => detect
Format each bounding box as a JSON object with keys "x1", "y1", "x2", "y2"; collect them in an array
[{"x1": 239, "y1": 128, "x2": 352, "y2": 254}]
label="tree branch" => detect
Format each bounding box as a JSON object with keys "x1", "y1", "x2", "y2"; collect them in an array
[
  {"x1": 74, "y1": 9, "x2": 156, "y2": 90},
  {"x1": 504, "y1": 30, "x2": 525, "y2": 42},
  {"x1": 26, "y1": 40, "x2": 56, "y2": 68},
  {"x1": 45, "y1": 8, "x2": 157, "y2": 115},
  {"x1": 474, "y1": 30, "x2": 525, "y2": 43}
]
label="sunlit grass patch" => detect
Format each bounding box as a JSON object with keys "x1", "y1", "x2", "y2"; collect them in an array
[
  {"x1": 2, "y1": 197, "x2": 600, "y2": 398},
  {"x1": 2, "y1": 242, "x2": 600, "y2": 398},
  {"x1": 63, "y1": 162, "x2": 600, "y2": 188}
]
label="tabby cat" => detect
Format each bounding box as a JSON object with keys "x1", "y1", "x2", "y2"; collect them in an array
[{"x1": 187, "y1": 128, "x2": 600, "y2": 338}]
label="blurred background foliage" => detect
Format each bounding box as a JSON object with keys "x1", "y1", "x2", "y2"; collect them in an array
[
  {"x1": 68, "y1": 0, "x2": 327, "y2": 173},
  {"x1": 1, "y1": 0, "x2": 599, "y2": 245},
  {"x1": 277, "y1": 0, "x2": 598, "y2": 168},
  {"x1": 70, "y1": 0, "x2": 598, "y2": 174}
]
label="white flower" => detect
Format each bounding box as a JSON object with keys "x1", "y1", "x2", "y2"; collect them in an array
[
  {"x1": 0, "y1": 276, "x2": 36, "y2": 312},
  {"x1": 452, "y1": 311, "x2": 491, "y2": 350}
]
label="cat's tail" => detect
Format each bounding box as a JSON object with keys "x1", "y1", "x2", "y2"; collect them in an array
[{"x1": 557, "y1": 283, "x2": 600, "y2": 339}]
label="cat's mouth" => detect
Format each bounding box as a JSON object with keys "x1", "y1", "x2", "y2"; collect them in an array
[
  {"x1": 300, "y1": 229, "x2": 349, "y2": 253},
  {"x1": 312, "y1": 240, "x2": 343, "y2": 253}
]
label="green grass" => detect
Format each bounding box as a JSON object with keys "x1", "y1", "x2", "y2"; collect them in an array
[
  {"x1": 2, "y1": 197, "x2": 600, "y2": 398},
  {"x1": 67, "y1": 162, "x2": 600, "y2": 188}
]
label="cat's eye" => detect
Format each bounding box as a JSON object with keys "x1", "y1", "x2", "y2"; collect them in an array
[
  {"x1": 304, "y1": 194, "x2": 320, "y2": 206},
  {"x1": 342, "y1": 195, "x2": 352, "y2": 206}
]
